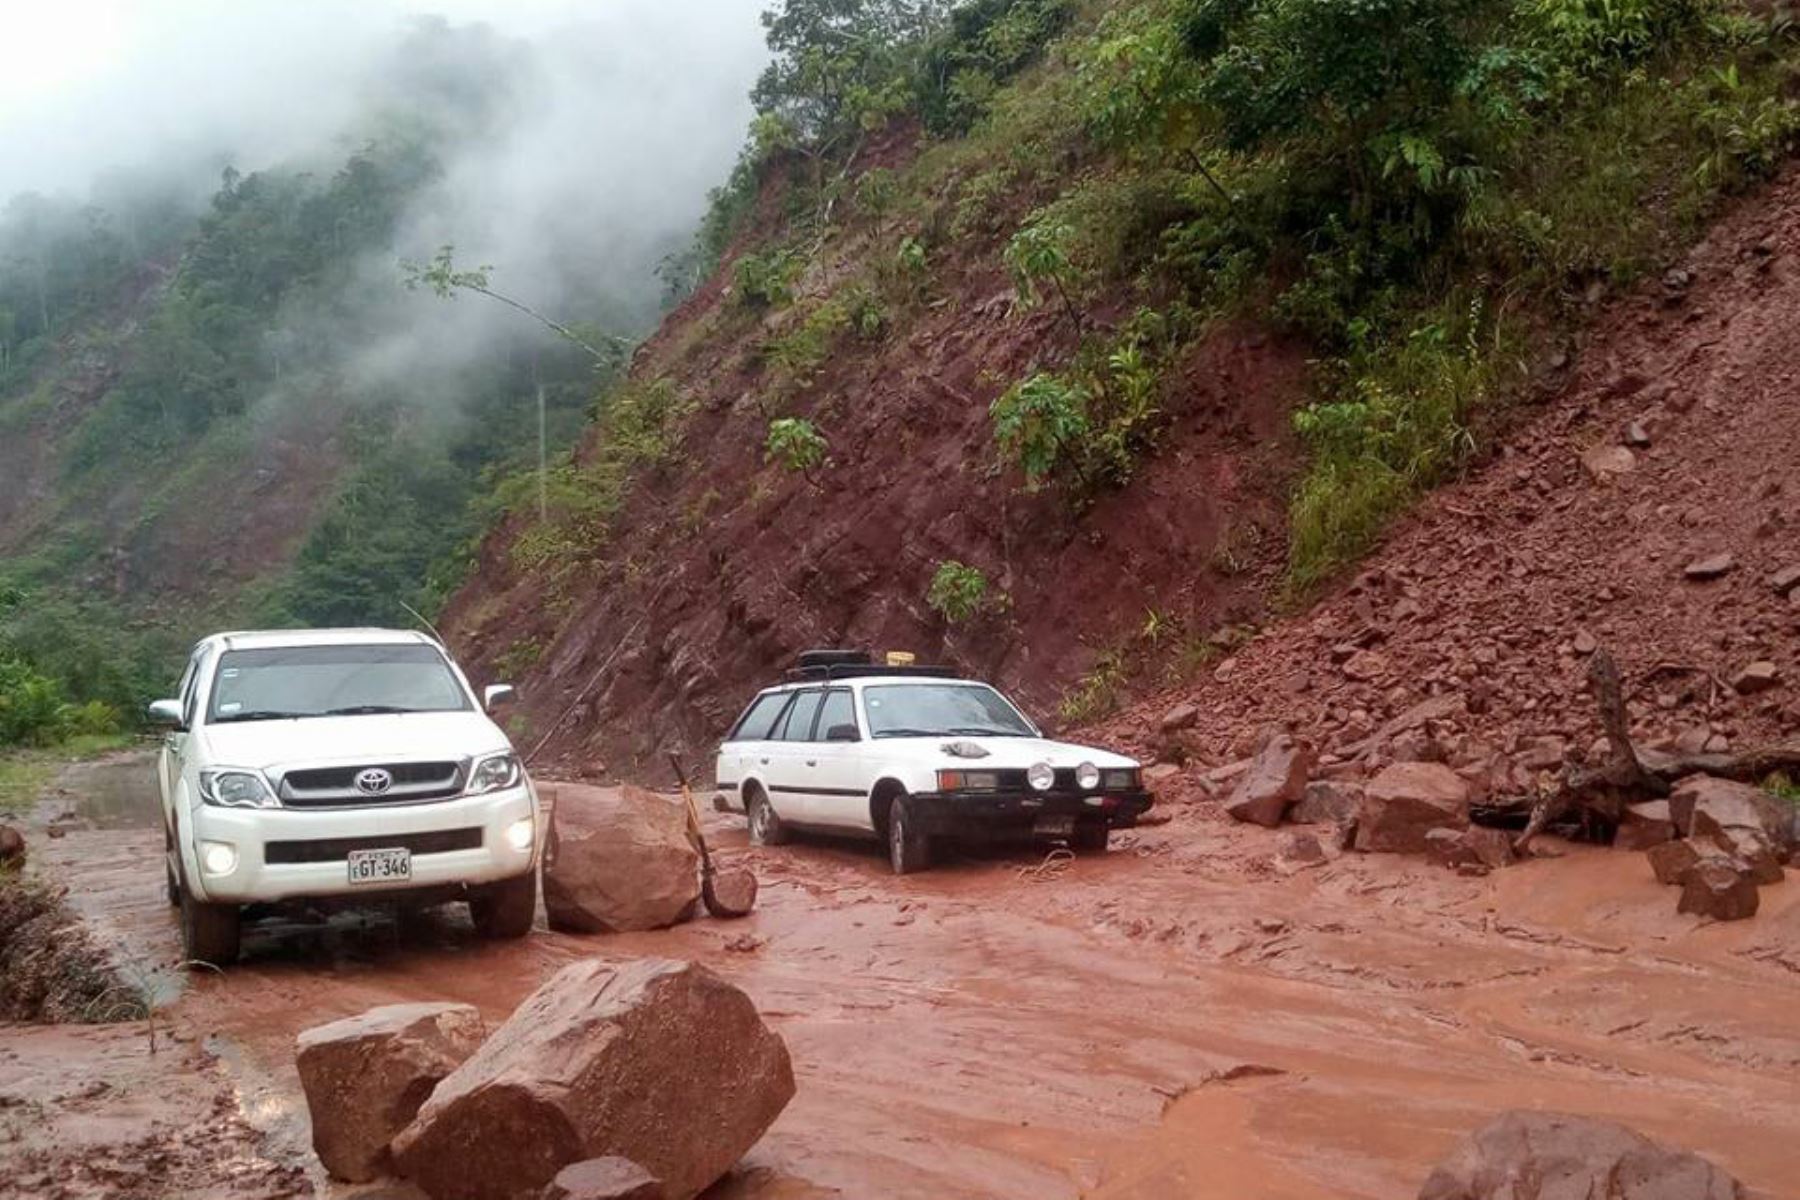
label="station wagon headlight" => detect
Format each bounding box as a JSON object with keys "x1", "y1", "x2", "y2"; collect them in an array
[
  {"x1": 469, "y1": 752, "x2": 522, "y2": 794},
  {"x1": 199, "y1": 769, "x2": 278, "y2": 809},
  {"x1": 1075, "y1": 762, "x2": 1101, "y2": 790},
  {"x1": 938, "y1": 769, "x2": 1001, "y2": 792},
  {"x1": 1102, "y1": 768, "x2": 1141, "y2": 791},
  {"x1": 1026, "y1": 762, "x2": 1055, "y2": 792}
]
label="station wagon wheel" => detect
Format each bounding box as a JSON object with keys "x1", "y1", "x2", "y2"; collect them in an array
[
  {"x1": 887, "y1": 795, "x2": 932, "y2": 875},
  {"x1": 747, "y1": 787, "x2": 790, "y2": 847}
]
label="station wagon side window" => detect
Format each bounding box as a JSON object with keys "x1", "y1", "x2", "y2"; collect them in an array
[
  {"x1": 815, "y1": 689, "x2": 856, "y2": 741},
  {"x1": 776, "y1": 690, "x2": 825, "y2": 741},
  {"x1": 731, "y1": 691, "x2": 793, "y2": 742}
]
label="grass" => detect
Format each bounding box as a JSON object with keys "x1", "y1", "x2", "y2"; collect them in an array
[{"x1": 0, "y1": 733, "x2": 138, "y2": 817}]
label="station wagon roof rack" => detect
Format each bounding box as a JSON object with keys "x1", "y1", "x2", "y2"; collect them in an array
[{"x1": 786, "y1": 648, "x2": 960, "y2": 682}]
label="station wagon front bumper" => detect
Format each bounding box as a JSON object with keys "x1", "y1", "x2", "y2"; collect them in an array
[{"x1": 906, "y1": 788, "x2": 1152, "y2": 836}]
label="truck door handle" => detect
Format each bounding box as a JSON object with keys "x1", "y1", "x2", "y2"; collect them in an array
[{"x1": 805, "y1": 760, "x2": 817, "y2": 768}]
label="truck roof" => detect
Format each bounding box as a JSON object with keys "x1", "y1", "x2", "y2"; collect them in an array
[{"x1": 201, "y1": 628, "x2": 438, "y2": 652}]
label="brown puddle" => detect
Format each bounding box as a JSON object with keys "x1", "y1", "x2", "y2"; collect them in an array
[{"x1": 11, "y1": 755, "x2": 1800, "y2": 1198}]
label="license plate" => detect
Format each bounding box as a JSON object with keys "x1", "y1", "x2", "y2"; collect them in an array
[
  {"x1": 347, "y1": 847, "x2": 412, "y2": 885},
  {"x1": 1034, "y1": 816, "x2": 1075, "y2": 838}
]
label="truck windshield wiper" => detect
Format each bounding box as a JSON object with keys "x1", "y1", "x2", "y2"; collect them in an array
[
  {"x1": 213, "y1": 710, "x2": 306, "y2": 723},
  {"x1": 322, "y1": 705, "x2": 418, "y2": 716}
]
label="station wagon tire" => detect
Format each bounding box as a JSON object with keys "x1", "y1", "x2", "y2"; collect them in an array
[
  {"x1": 1072, "y1": 819, "x2": 1110, "y2": 854},
  {"x1": 747, "y1": 788, "x2": 791, "y2": 847},
  {"x1": 887, "y1": 795, "x2": 932, "y2": 875},
  {"x1": 470, "y1": 870, "x2": 537, "y2": 939},
  {"x1": 178, "y1": 871, "x2": 242, "y2": 967}
]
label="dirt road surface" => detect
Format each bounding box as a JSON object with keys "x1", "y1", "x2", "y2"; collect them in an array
[{"x1": 6, "y1": 751, "x2": 1798, "y2": 1199}]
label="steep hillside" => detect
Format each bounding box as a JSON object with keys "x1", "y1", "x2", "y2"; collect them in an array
[{"x1": 444, "y1": 0, "x2": 1800, "y2": 777}]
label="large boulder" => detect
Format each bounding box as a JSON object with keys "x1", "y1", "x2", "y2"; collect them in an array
[
  {"x1": 1677, "y1": 859, "x2": 1760, "y2": 921},
  {"x1": 1668, "y1": 776, "x2": 1792, "y2": 856},
  {"x1": 0, "y1": 825, "x2": 24, "y2": 868},
  {"x1": 392, "y1": 958, "x2": 794, "y2": 1200},
  {"x1": 295, "y1": 1002, "x2": 488, "y2": 1182},
  {"x1": 543, "y1": 785, "x2": 700, "y2": 934},
  {"x1": 1354, "y1": 763, "x2": 1470, "y2": 854},
  {"x1": 1418, "y1": 1110, "x2": 1743, "y2": 1199},
  {"x1": 1223, "y1": 732, "x2": 1313, "y2": 828},
  {"x1": 542, "y1": 1158, "x2": 663, "y2": 1200}
]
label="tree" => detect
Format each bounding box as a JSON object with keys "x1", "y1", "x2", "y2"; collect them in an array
[{"x1": 401, "y1": 245, "x2": 632, "y2": 366}]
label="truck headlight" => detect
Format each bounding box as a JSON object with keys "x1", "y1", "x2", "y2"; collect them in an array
[
  {"x1": 199, "y1": 769, "x2": 278, "y2": 809},
  {"x1": 1075, "y1": 762, "x2": 1101, "y2": 790},
  {"x1": 469, "y1": 753, "x2": 522, "y2": 794}
]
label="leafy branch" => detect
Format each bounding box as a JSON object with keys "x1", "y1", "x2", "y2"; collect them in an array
[{"x1": 401, "y1": 245, "x2": 633, "y2": 366}]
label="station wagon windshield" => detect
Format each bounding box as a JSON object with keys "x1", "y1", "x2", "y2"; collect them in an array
[
  {"x1": 862, "y1": 683, "x2": 1035, "y2": 739},
  {"x1": 207, "y1": 644, "x2": 470, "y2": 723}
]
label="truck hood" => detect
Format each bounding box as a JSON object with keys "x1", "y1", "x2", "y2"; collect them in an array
[
  {"x1": 197, "y1": 710, "x2": 511, "y2": 772},
  {"x1": 882, "y1": 735, "x2": 1138, "y2": 770}
]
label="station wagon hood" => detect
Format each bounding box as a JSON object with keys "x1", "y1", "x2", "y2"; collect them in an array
[
  {"x1": 908, "y1": 736, "x2": 1137, "y2": 769},
  {"x1": 198, "y1": 710, "x2": 510, "y2": 771}
]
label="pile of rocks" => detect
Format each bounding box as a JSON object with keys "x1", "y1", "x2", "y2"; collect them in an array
[
  {"x1": 297, "y1": 958, "x2": 795, "y2": 1200},
  {"x1": 1635, "y1": 775, "x2": 1792, "y2": 921},
  {"x1": 1418, "y1": 1110, "x2": 1743, "y2": 1199}
]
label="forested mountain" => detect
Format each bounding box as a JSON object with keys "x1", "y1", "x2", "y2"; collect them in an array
[{"x1": 442, "y1": 0, "x2": 1800, "y2": 776}]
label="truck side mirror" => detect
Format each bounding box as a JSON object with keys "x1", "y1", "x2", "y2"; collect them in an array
[
  {"x1": 484, "y1": 684, "x2": 515, "y2": 712},
  {"x1": 146, "y1": 699, "x2": 184, "y2": 729},
  {"x1": 825, "y1": 723, "x2": 860, "y2": 743}
]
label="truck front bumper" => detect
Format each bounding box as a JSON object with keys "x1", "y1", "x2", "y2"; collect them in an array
[
  {"x1": 906, "y1": 788, "x2": 1153, "y2": 838},
  {"x1": 187, "y1": 784, "x2": 540, "y2": 904}
]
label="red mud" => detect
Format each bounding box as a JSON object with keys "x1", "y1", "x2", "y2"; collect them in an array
[{"x1": 9, "y1": 755, "x2": 1798, "y2": 1199}]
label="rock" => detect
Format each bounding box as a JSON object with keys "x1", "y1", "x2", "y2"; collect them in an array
[
  {"x1": 1417, "y1": 1110, "x2": 1743, "y2": 1200},
  {"x1": 1425, "y1": 827, "x2": 1515, "y2": 872},
  {"x1": 1646, "y1": 838, "x2": 1707, "y2": 886},
  {"x1": 543, "y1": 784, "x2": 701, "y2": 934},
  {"x1": 1706, "y1": 825, "x2": 1784, "y2": 885},
  {"x1": 1513, "y1": 735, "x2": 1567, "y2": 773},
  {"x1": 1613, "y1": 801, "x2": 1675, "y2": 852},
  {"x1": 1729, "y1": 660, "x2": 1780, "y2": 695},
  {"x1": 1623, "y1": 420, "x2": 1651, "y2": 449},
  {"x1": 1677, "y1": 859, "x2": 1760, "y2": 921},
  {"x1": 1772, "y1": 563, "x2": 1800, "y2": 596},
  {"x1": 541, "y1": 1158, "x2": 664, "y2": 1200},
  {"x1": 1672, "y1": 726, "x2": 1712, "y2": 756},
  {"x1": 296, "y1": 1003, "x2": 488, "y2": 1183},
  {"x1": 1354, "y1": 763, "x2": 1470, "y2": 854},
  {"x1": 1580, "y1": 444, "x2": 1636, "y2": 481},
  {"x1": 1571, "y1": 628, "x2": 1598, "y2": 656},
  {"x1": 1223, "y1": 733, "x2": 1314, "y2": 828},
  {"x1": 1342, "y1": 650, "x2": 1390, "y2": 682},
  {"x1": 1144, "y1": 762, "x2": 1182, "y2": 783},
  {"x1": 1291, "y1": 780, "x2": 1361, "y2": 826},
  {"x1": 0, "y1": 824, "x2": 25, "y2": 867},
  {"x1": 1159, "y1": 702, "x2": 1200, "y2": 733},
  {"x1": 1277, "y1": 831, "x2": 1327, "y2": 867},
  {"x1": 392, "y1": 958, "x2": 794, "y2": 1200},
  {"x1": 1682, "y1": 552, "x2": 1735, "y2": 580},
  {"x1": 1670, "y1": 775, "x2": 1793, "y2": 852}
]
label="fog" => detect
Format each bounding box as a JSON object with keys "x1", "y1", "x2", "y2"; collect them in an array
[{"x1": 2, "y1": 0, "x2": 770, "y2": 345}]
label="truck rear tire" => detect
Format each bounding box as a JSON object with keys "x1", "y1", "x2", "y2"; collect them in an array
[
  {"x1": 179, "y1": 878, "x2": 242, "y2": 966},
  {"x1": 471, "y1": 870, "x2": 537, "y2": 939}
]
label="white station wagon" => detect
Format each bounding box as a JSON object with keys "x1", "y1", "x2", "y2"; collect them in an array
[
  {"x1": 713, "y1": 651, "x2": 1151, "y2": 873},
  {"x1": 150, "y1": 628, "x2": 539, "y2": 965}
]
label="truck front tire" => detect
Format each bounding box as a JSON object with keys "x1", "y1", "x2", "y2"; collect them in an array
[
  {"x1": 470, "y1": 870, "x2": 537, "y2": 939},
  {"x1": 179, "y1": 877, "x2": 242, "y2": 966}
]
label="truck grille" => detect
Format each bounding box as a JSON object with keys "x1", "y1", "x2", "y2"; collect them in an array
[
  {"x1": 277, "y1": 760, "x2": 464, "y2": 807},
  {"x1": 264, "y1": 828, "x2": 483, "y2": 864}
]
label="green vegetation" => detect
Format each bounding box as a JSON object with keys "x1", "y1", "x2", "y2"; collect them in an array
[
  {"x1": 927, "y1": 560, "x2": 1004, "y2": 623},
  {"x1": 0, "y1": 735, "x2": 135, "y2": 815},
  {"x1": 765, "y1": 417, "x2": 830, "y2": 483}
]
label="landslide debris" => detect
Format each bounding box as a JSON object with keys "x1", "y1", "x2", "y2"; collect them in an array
[
  {"x1": 0, "y1": 862, "x2": 140, "y2": 1024},
  {"x1": 1418, "y1": 1110, "x2": 1744, "y2": 1200}
]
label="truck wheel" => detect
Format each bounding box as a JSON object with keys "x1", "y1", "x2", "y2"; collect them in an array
[
  {"x1": 179, "y1": 878, "x2": 242, "y2": 967},
  {"x1": 1072, "y1": 819, "x2": 1110, "y2": 854},
  {"x1": 471, "y1": 870, "x2": 537, "y2": 940},
  {"x1": 747, "y1": 788, "x2": 791, "y2": 847},
  {"x1": 887, "y1": 795, "x2": 932, "y2": 875},
  {"x1": 164, "y1": 856, "x2": 181, "y2": 907}
]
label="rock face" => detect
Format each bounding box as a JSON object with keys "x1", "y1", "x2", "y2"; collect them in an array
[
  {"x1": 392, "y1": 958, "x2": 795, "y2": 1200},
  {"x1": 1354, "y1": 762, "x2": 1470, "y2": 854},
  {"x1": 1417, "y1": 1110, "x2": 1743, "y2": 1200},
  {"x1": 295, "y1": 1002, "x2": 488, "y2": 1183},
  {"x1": 543, "y1": 785, "x2": 700, "y2": 934},
  {"x1": 1677, "y1": 859, "x2": 1761, "y2": 921},
  {"x1": 1223, "y1": 732, "x2": 1313, "y2": 827},
  {"x1": 0, "y1": 824, "x2": 24, "y2": 867},
  {"x1": 541, "y1": 1158, "x2": 664, "y2": 1200}
]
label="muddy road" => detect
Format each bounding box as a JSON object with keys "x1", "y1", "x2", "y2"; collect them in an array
[{"x1": 9, "y1": 750, "x2": 1800, "y2": 1199}]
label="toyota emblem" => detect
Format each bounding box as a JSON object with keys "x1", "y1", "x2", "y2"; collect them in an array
[{"x1": 355, "y1": 768, "x2": 394, "y2": 796}]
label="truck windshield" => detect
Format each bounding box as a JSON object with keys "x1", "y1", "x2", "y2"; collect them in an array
[
  {"x1": 861, "y1": 683, "x2": 1035, "y2": 739},
  {"x1": 207, "y1": 644, "x2": 470, "y2": 723}
]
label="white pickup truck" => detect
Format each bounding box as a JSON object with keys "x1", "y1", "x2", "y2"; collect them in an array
[
  {"x1": 713, "y1": 651, "x2": 1151, "y2": 873},
  {"x1": 150, "y1": 628, "x2": 539, "y2": 965}
]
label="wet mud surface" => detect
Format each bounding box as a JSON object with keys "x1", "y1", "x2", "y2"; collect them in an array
[{"x1": 5, "y1": 751, "x2": 1797, "y2": 1198}]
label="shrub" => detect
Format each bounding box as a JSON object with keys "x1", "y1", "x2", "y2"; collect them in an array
[
  {"x1": 734, "y1": 248, "x2": 805, "y2": 309},
  {"x1": 765, "y1": 417, "x2": 828, "y2": 478},
  {"x1": 927, "y1": 561, "x2": 1000, "y2": 623},
  {"x1": 990, "y1": 371, "x2": 1091, "y2": 487}
]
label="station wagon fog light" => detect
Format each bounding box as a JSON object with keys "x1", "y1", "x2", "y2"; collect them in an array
[
  {"x1": 200, "y1": 841, "x2": 238, "y2": 876},
  {"x1": 1026, "y1": 762, "x2": 1055, "y2": 792},
  {"x1": 1075, "y1": 762, "x2": 1101, "y2": 790},
  {"x1": 504, "y1": 817, "x2": 535, "y2": 852}
]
